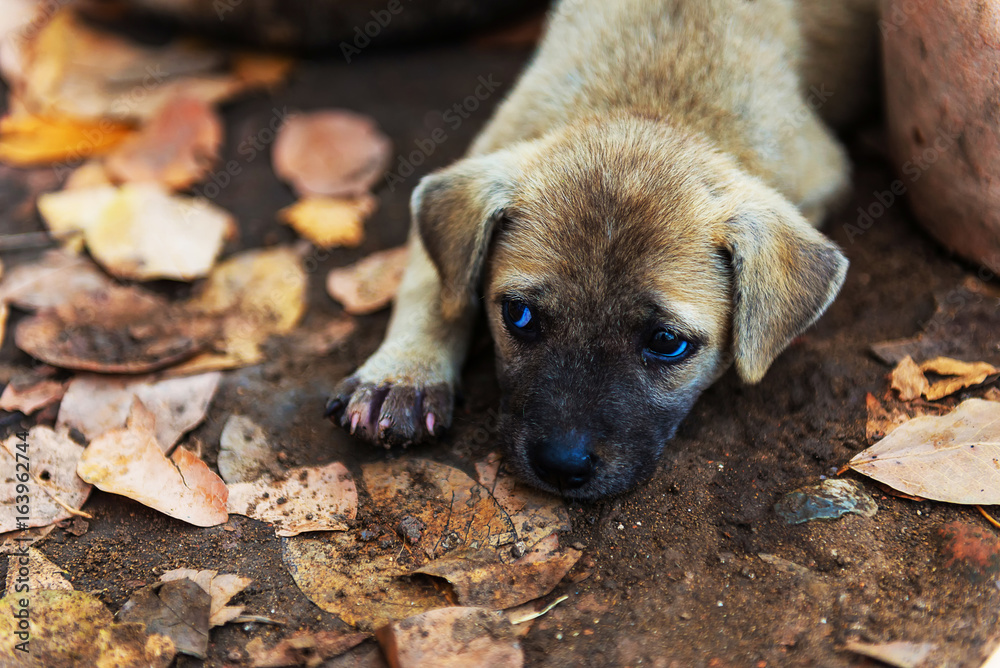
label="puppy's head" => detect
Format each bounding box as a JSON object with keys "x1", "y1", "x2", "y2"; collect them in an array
[{"x1": 414, "y1": 116, "x2": 847, "y2": 498}]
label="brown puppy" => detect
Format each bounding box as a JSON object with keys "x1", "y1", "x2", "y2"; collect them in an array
[{"x1": 328, "y1": 0, "x2": 879, "y2": 498}]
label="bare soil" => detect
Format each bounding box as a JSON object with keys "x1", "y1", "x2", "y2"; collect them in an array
[{"x1": 1, "y1": 40, "x2": 998, "y2": 668}]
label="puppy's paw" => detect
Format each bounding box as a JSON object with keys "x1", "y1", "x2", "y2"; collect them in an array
[{"x1": 325, "y1": 375, "x2": 454, "y2": 448}]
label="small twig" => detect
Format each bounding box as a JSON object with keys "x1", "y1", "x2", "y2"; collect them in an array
[
  {"x1": 230, "y1": 615, "x2": 285, "y2": 626},
  {"x1": 509, "y1": 595, "x2": 569, "y2": 625},
  {"x1": 976, "y1": 505, "x2": 1000, "y2": 530},
  {"x1": 32, "y1": 474, "x2": 93, "y2": 519}
]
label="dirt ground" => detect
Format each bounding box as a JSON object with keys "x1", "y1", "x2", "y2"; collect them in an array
[{"x1": 1, "y1": 31, "x2": 999, "y2": 668}]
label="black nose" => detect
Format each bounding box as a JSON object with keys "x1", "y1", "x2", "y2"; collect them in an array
[{"x1": 530, "y1": 431, "x2": 597, "y2": 490}]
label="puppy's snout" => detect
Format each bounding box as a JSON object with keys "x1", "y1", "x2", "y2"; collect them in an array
[{"x1": 529, "y1": 431, "x2": 598, "y2": 490}]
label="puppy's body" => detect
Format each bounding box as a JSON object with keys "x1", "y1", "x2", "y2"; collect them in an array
[{"x1": 330, "y1": 0, "x2": 878, "y2": 497}]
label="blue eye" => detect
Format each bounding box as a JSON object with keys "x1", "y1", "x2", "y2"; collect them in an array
[
  {"x1": 503, "y1": 299, "x2": 537, "y2": 336},
  {"x1": 645, "y1": 329, "x2": 691, "y2": 361}
]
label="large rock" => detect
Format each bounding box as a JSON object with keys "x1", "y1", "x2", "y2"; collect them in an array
[{"x1": 882, "y1": 0, "x2": 1000, "y2": 278}]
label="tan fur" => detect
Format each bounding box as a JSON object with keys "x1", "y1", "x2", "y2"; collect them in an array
[{"x1": 330, "y1": 0, "x2": 876, "y2": 495}]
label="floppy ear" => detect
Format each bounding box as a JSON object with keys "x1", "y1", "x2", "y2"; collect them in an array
[
  {"x1": 719, "y1": 192, "x2": 849, "y2": 383},
  {"x1": 411, "y1": 152, "x2": 515, "y2": 320}
]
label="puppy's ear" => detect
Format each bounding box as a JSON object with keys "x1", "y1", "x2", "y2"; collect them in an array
[
  {"x1": 718, "y1": 190, "x2": 848, "y2": 383},
  {"x1": 411, "y1": 153, "x2": 514, "y2": 320}
]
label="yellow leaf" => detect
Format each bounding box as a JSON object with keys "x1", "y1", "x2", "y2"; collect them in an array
[
  {"x1": 0, "y1": 113, "x2": 133, "y2": 166},
  {"x1": 278, "y1": 195, "x2": 375, "y2": 248}
]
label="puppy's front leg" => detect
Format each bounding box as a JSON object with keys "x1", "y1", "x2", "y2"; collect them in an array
[{"x1": 327, "y1": 233, "x2": 473, "y2": 446}]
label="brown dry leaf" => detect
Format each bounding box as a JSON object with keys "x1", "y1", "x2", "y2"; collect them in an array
[
  {"x1": 415, "y1": 534, "x2": 581, "y2": 609},
  {"x1": 36, "y1": 184, "x2": 118, "y2": 250},
  {"x1": 172, "y1": 247, "x2": 307, "y2": 374},
  {"x1": 0, "y1": 113, "x2": 134, "y2": 166},
  {"x1": 0, "y1": 589, "x2": 177, "y2": 667},
  {"x1": 0, "y1": 378, "x2": 65, "y2": 415},
  {"x1": 920, "y1": 357, "x2": 999, "y2": 401},
  {"x1": 159, "y1": 568, "x2": 252, "y2": 627},
  {"x1": 57, "y1": 372, "x2": 221, "y2": 450},
  {"x1": 4, "y1": 547, "x2": 73, "y2": 593},
  {"x1": 104, "y1": 96, "x2": 222, "y2": 190},
  {"x1": 278, "y1": 195, "x2": 376, "y2": 249},
  {"x1": 119, "y1": 579, "x2": 211, "y2": 658},
  {"x1": 849, "y1": 398, "x2": 1000, "y2": 504},
  {"x1": 227, "y1": 462, "x2": 358, "y2": 536},
  {"x1": 284, "y1": 459, "x2": 575, "y2": 630},
  {"x1": 0, "y1": 250, "x2": 115, "y2": 311},
  {"x1": 273, "y1": 110, "x2": 391, "y2": 198},
  {"x1": 0, "y1": 427, "x2": 91, "y2": 533},
  {"x1": 281, "y1": 316, "x2": 357, "y2": 358},
  {"x1": 77, "y1": 399, "x2": 229, "y2": 527},
  {"x1": 326, "y1": 246, "x2": 408, "y2": 315},
  {"x1": 475, "y1": 451, "x2": 572, "y2": 552},
  {"x1": 15, "y1": 285, "x2": 218, "y2": 373},
  {"x1": 843, "y1": 640, "x2": 936, "y2": 668},
  {"x1": 247, "y1": 631, "x2": 369, "y2": 668},
  {"x1": 375, "y1": 607, "x2": 524, "y2": 668},
  {"x1": 890, "y1": 356, "x2": 929, "y2": 401},
  {"x1": 217, "y1": 414, "x2": 282, "y2": 484}
]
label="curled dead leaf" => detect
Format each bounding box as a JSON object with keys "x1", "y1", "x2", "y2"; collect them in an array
[
  {"x1": 159, "y1": 568, "x2": 252, "y2": 628},
  {"x1": 375, "y1": 607, "x2": 524, "y2": 668},
  {"x1": 246, "y1": 631, "x2": 369, "y2": 668},
  {"x1": 890, "y1": 356, "x2": 929, "y2": 401},
  {"x1": 920, "y1": 357, "x2": 999, "y2": 401},
  {"x1": 0, "y1": 113, "x2": 133, "y2": 166},
  {"x1": 0, "y1": 250, "x2": 115, "y2": 311},
  {"x1": 76, "y1": 399, "x2": 229, "y2": 527}
]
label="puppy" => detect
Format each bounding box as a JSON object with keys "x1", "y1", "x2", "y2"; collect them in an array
[{"x1": 328, "y1": 0, "x2": 879, "y2": 498}]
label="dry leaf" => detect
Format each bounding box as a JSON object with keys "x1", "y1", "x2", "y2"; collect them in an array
[
  {"x1": 326, "y1": 246, "x2": 407, "y2": 315},
  {"x1": 172, "y1": 247, "x2": 307, "y2": 374},
  {"x1": 280, "y1": 316, "x2": 357, "y2": 358},
  {"x1": 227, "y1": 462, "x2": 358, "y2": 536},
  {"x1": 64, "y1": 160, "x2": 113, "y2": 189},
  {"x1": 375, "y1": 607, "x2": 524, "y2": 668},
  {"x1": 0, "y1": 250, "x2": 115, "y2": 311},
  {"x1": 0, "y1": 378, "x2": 65, "y2": 415},
  {"x1": 475, "y1": 452, "x2": 572, "y2": 552},
  {"x1": 84, "y1": 184, "x2": 230, "y2": 281},
  {"x1": 843, "y1": 640, "x2": 936, "y2": 668},
  {"x1": 104, "y1": 96, "x2": 222, "y2": 190},
  {"x1": 283, "y1": 459, "x2": 575, "y2": 630},
  {"x1": 119, "y1": 579, "x2": 210, "y2": 658},
  {"x1": 0, "y1": 427, "x2": 91, "y2": 533},
  {"x1": 415, "y1": 534, "x2": 581, "y2": 609},
  {"x1": 273, "y1": 110, "x2": 391, "y2": 198},
  {"x1": 920, "y1": 357, "x2": 999, "y2": 401},
  {"x1": 0, "y1": 303, "x2": 7, "y2": 350},
  {"x1": 57, "y1": 372, "x2": 220, "y2": 450},
  {"x1": 0, "y1": 589, "x2": 176, "y2": 667},
  {"x1": 849, "y1": 399, "x2": 1000, "y2": 504},
  {"x1": 159, "y1": 568, "x2": 252, "y2": 627},
  {"x1": 278, "y1": 195, "x2": 376, "y2": 248},
  {"x1": 4, "y1": 548, "x2": 73, "y2": 593},
  {"x1": 8, "y1": 9, "x2": 241, "y2": 123},
  {"x1": 246, "y1": 631, "x2": 368, "y2": 668},
  {"x1": 15, "y1": 285, "x2": 218, "y2": 373},
  {"x1": 0, "y1": 113, "x2": 133, "y2": 166},
  {"x1": 37, "y1": 184, "x2": 231, "y2": 280},
  {"x1": 890, "y1": 356, "x2": 929, "y2": 401},
  {"x1": 217, "y1": 415, "x2": 282, "y2": 484},
  {"x1": 77, "y1": 399, "x2": 229, "y2": 527}
]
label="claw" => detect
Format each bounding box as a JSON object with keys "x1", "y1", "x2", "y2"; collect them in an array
[
  {"x1": 426, "y1": 413, "x2": 436, "y2": 435},
  {"x1": 350, "y1": 412, "x2": 360, "y2": 434}
]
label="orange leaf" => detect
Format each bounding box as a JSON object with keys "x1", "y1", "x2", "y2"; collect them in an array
[{"x1": 0, "y1": 113, "x2": 133, "y2": 166}]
